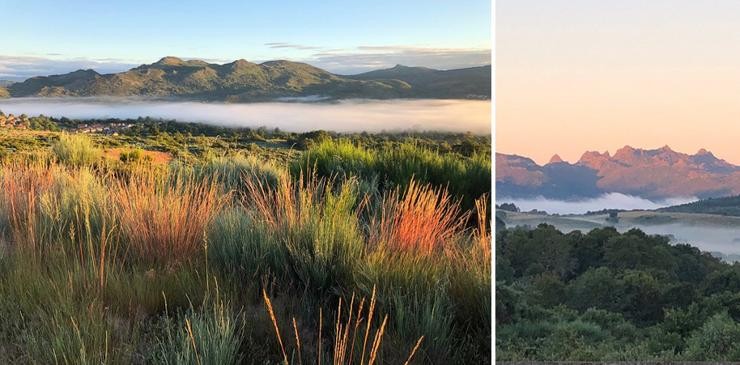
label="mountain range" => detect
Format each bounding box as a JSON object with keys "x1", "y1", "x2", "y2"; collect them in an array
[
  {"x1": 0, "y1": 57, "x2": 491, "y2": 102},
  {"x1": 497, "y1": 146, "x2": 740, "y2": 200}
]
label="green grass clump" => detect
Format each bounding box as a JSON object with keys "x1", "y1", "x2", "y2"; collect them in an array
[
  {"x1": 207, "y1": 206, "x2": 285, "y2": 283},
  {"x1": 191, "y1": 154, "x2": 286, "y2": 194},
  {"x1": 243, "y1": 173, "x2": 365, "y2": 293},
  {"x1": 152, "y1": 296, "x2": 243, "y2": 365},
  {"x1": 52, "y1": 134, "x2": 101, "y2": 167}
]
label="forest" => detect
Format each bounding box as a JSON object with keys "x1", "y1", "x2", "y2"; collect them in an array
[{"x1": 497, "y1": 224, "x2": 740, "y2": 361}]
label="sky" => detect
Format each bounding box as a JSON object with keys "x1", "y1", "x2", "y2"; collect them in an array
[
  {"x1": 497, "y1": 0, "x2": 740, "y2": 165},
  {"x1": 0, "y1": 0, "x2": 490, "y2": 79}
]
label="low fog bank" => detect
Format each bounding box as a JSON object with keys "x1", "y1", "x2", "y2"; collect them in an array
[
  {"x1": 498, "y1": 193, "x2": 696, "y2": 215},
  {"x1": 498, "y1": 193, "x2": 740, "y2": 257},
  {"x1": 634, "y1": 223, "x2": 740, "y2": 256},
  {"x1": 0, "y1": 97, "x2": 491, "y2": 134}
]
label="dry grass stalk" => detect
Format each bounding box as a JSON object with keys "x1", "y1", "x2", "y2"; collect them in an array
[
  {"x1": 262, "y1": 285, "x2": 415, "y2": 365},
  {"x1": 292, "y1": 317, "x2": 303, "y2": 365},
  {"x1": 263, "y1": 289, "x2": 288, "y2": 364},
  {"x1": 318, "y1": 308, "x2": 323, "y2": 365},
  {"x1": 185, "y1": 318, "x2": 202, "y2": 365},
  {"x1": 359, "y1": 285, "x2": 377, "y2": 365},
  {"x1": 403, "y1": 336, "x2": 425, "y2": 365},
  {"x1": 367, "y1": 315, "x2": 388, "y2": 365},
  {"x1": 474, "y1": 194, "x2": 491, "y2": 262}
]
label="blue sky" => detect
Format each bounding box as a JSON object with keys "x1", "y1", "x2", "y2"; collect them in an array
[{"x1": 0, "y1": 0, "x2": 491, "y2": 79}]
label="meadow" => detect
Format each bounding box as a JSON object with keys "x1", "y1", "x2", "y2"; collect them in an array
[{"x1": 0, "y1": 124, "x2": 491, "y2": 364}]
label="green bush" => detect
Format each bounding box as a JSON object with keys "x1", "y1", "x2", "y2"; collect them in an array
[{"x1": 52, "y1": 134, "x2": 101, "y2": 167}]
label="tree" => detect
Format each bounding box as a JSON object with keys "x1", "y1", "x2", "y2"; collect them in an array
[{"x1": 684, "y1": 312, "x2": 740, "y2": 360}]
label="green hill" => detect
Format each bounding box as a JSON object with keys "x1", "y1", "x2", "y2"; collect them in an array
[
  {"x1": 659, "y1": 195, "x2": 740, "y2": 216},
  {"x1": 7, "y1": 57, "x2": 491, "y2": 101},
  {"x1": 349, "y1": 64, "x2": 491, "y2": 99}
]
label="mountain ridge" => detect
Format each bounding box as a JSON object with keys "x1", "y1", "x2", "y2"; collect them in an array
[
  {"x1": 497, "y1": 145, "x2": 740, "y2": 200},
  {"x1": 6, "y1": 57, "x2": 491, "y2": 102}
]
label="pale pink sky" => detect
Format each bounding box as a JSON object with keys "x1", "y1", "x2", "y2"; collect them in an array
[{"x1": 496, "y1": 0, "x2": 740, "y2": 165}]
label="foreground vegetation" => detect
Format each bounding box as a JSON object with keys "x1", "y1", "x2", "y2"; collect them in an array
[
  {"x1": 0, "y1": 129, "x2": 491, "y2": 364},
  {"x1": 497, "y1": 224, "x2": 740, "y2": 361}
]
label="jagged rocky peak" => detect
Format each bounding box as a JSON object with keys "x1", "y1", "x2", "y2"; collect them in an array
[
  {"x1": 577, "y1": 150, "x2": 612, "y2": 169},
  {"x1": 579, "y1": 150, "x2": 608, "y2": 161},
  {"x1": 613, "y1": 145, "x2": 637, "y2": 159},
  {"x1": 548, "y1": 154, "x2": 564, "y2": 164}
]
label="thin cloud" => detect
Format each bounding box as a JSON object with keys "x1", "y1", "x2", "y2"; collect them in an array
[
  {"x1": 0, "y1": 55, "x2": 137, "y2": 80},
  {"x1": 264, "y1": 42, "x2": 321, "y2": 50},
  {"x1": 305, "y1": 46, "x2": 491, "y2": 74}
]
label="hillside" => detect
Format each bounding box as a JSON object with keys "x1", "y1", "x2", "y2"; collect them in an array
[
  {"x1": 497, "y1": 145, "x2": 740, "y2": 200},
  {"x1": 659, "y1": 195, "x2": 740, "y2": 216},
  {"x1": 349, "y1": 64, "x2": 491, "y2": 99},
  {"x1": 7, "y1": 57, "x2": 491, "y2": 101}
]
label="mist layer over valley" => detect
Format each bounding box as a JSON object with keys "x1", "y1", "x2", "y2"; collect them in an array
[
  {"x1": 0, "y1": 97, "x2": 491, "y2": 133},
  {"x1": 498, "y1": 194, "x2": 740, "y2": 258},
  {"x1": 498, "y1": 193, "x2": 696, "y2": 215}
]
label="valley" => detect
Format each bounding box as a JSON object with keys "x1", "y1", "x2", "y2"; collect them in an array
[{"x1": 499, "y1": 209, "x2": 740, "y2": 259}]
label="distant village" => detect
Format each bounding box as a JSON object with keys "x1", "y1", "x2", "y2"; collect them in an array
[
  {"x1": 0, "y1": 112, "x2": 30, "y2": 129},
  {"x1": 0, "y1": 110, "x2": 133, "y2": 135},
  {"x1": 73, "y1": 122, "x2": 134, "y2": 135}
]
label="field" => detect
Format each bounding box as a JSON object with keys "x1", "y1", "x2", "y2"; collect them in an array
[{"x1": 0, "y1": 121, "x2": 491, "y2": 364}]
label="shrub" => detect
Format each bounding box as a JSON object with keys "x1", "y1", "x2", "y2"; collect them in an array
[
  {"x1": 52, "y1": 134, "x2": 101, "y2": 167},
  {"x1": 684, "y1": 312, "x2": 740, "y2": 360}
]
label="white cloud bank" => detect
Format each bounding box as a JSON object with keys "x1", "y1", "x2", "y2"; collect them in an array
[
  {"x1": 0, "y1": 97, "x2": 491, "y2": 134},
  {"x1": 498, "y1": 193, "x2": 697, "y2": 215}
]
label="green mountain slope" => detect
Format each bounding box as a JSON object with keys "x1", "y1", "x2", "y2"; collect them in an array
[
  {"x1": 349, "y1": 64, "x2": 491, "y2": 99},
  {"x1": 8, "y1": 57, "x2": 490, "y2": 101},
  {"x1": 659, "y1": 195, "x2": 740, "y2": 216}
]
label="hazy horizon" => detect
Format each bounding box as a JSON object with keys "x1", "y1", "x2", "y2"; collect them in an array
[
  {"x1": 0, "y1": 97, "x2": 491, "y2": 134},
  {"x1": 497, "y1": 193, "x2": 696, "y2": 215}
]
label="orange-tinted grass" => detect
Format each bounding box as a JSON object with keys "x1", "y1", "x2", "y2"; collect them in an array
[
  {"x1": 0, "y1": 164, "x2": 55, "y2": 255},
  {"x1": 371, "y1": 180, "x2": 468, "y2": 256},
  {"x1": 113, "y1": 171, "x2": 226, "y2": 266}
]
